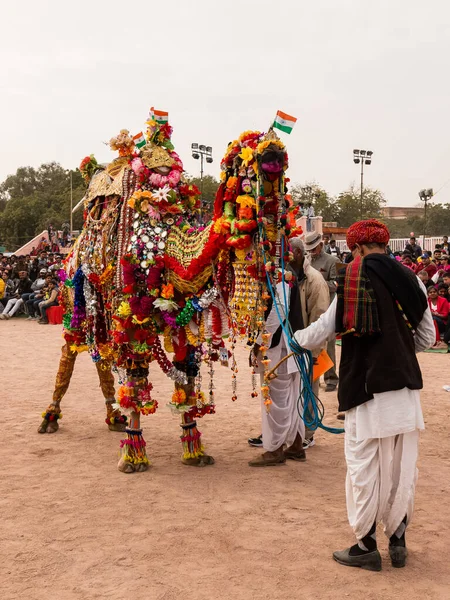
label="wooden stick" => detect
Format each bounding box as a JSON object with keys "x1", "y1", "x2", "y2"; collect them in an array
[{"x1": 266, "y1": 352, "x2": 295, "y2": 380}]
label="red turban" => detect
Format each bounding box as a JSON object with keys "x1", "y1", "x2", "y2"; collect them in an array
[{"x1": 346, "y1": 219, "x2": 390, "y2": 251}]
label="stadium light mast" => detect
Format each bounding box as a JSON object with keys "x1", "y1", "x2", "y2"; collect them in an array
[
  {"x1": 418, "y1": 188, "x2": 433, "y2": 249},
  {"x1": 353, "y1": 149, "x2": 373, "y2": 219},
  {"x1": 191, "y1": 143, "x2": 213, "y2": 222}
]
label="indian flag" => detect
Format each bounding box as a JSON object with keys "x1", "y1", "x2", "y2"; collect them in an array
[
  {"x1": 149, "y1": 106, "x2": 169, "y2": 124},
  {"x1": 273, "y1": 110, "x2": 297, "y2": 134},
  {"x1": 133, "y1": 132, "x2": 146, "y2": 149}
]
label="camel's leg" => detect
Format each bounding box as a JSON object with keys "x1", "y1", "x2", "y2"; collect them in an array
[
  {"x1": 178, "y1": 374, "x2": 214, "y2": 467},
  {"x1": 117, "y1": 368, "x2": 150, "y2": 473},
  {"x1": 95, "y1": 360, "x2": 127, "y2": 432},
  {"x1": 38, "y1": 343, "x2": 76, "y2": 434}
]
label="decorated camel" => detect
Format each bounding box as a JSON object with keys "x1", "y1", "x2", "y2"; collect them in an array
[{"x1": 38, "y1": 110, "x2": 298, "y2": 473}]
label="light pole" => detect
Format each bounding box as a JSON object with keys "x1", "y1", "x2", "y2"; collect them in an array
[
  {"x1": 69, "y1": 170, "x2": 73, "y2": 240},
  {"x1": 191, "y1": 143, "x2": 213, "y2": 221},
  {"x1": 418, "y1": 188, "x2": 433, "y2": 250},
  {"x1": 353, "y1": 149, "x2": 373, "y2": 219}
]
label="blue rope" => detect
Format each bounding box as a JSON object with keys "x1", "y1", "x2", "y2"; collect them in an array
[{"x1": 258, "y1": 229, "x2": 343, "y2": 435}]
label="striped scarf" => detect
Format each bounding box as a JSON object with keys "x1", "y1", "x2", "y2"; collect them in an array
[{"x1": 335, "y1": 255, "x2": 380, "y2": 336}]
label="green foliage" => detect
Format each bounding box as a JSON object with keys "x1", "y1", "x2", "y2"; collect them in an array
[
  {"x1": 290, "y1": 182, "x2": 386, "y2": 227},
  {"x1": 0, "y1": 163, "x2": 85, "y2": 251},
  {"x1": 335, "y1": 185, "x2": 386, "y2": 227},
  {"x1": 185, "y1": 174, "x2": 220, "y2": 221},
  {"x1": 382, "y1": 203, "x2": 450, "y2": 238},
  {"x1": 289, "y1": 183, "x2": 338, "y2": 223}
]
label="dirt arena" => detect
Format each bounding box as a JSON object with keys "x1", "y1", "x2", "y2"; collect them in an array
[{"x1": 1, "y1": 319, "x2": 449, "y2": 600}]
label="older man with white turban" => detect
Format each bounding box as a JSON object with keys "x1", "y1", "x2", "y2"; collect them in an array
[{"x1": 294, "y1": 219, "x2": 435, "y2": 571}]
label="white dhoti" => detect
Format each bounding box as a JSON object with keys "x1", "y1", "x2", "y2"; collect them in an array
[
  {"x1": 257, "y1": 280, "x2": 304, "y2": 452},
  {"x1": 345, "y1": 388, "x2": 423, "y2": 540},
  {"x1": 293, "y1": 289, "x2": 435, "y2": 543},
  {"x1": 261, "y1": 370, "x2": 303, "y2": 452}
]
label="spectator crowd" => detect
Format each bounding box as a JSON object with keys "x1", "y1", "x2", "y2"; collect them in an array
[
  {"x1": 1, "y1": 234, "x2": 449, "y2": 349},
  {"x1": 0, "y1": 251, "x2": 63, "y2": 324}
]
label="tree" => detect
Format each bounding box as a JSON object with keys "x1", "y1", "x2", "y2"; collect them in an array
[
  {"x1": 290, "y1": 182, "x2": 338, "y2": 223},
  {"x1": 0, "y1": 163, "x2": 85, "y2": 251},
  {"x1": 335, "y1": 185, "x2": 386, "y2": 227},
  {"x1": 185, "y1": 174, "x2": 220, "y2": 221}
]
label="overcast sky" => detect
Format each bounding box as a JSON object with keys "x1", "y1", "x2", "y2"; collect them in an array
[{"x1": 1, "y1": 0, "x2": 449, "y2": 206}]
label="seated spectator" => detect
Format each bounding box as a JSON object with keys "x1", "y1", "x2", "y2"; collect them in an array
[
  {"x1": 38, "y1": 279, "x2": 59, "y2": 324},
  {"x1": 439, "y1": 254, "x2": 450, "y2": 273},
  {"x1": 438, "y1": 283, "x2": 450, "y2": 302},
  {"x1": 433, "y1": 249, "x2": 443, "y2": 266},
  {"x1": 415, "y1": 253, "x2": 437, "y2": 278},
  {"x1": 28, "y1": 257, "x2": 40, "y2": 282},
  {"x1": 0, "y1": 270, "x2": 33, "y2": 319},
  {"x1": 428, "y1": 286, "x2": 449, "y2": 349},
  {"x1": 0, "y1": 271, "x2": 6, "y2": 301},
  {"x1": 38, "y1": 251, "x2": 48, "y2": 269},
  {"x1": 418, "y1": 269, "x2": 434, "y2": 289},
  {"x1": 443, "y1": 272, "x2": 450, "y2": 287},
  {"x1": 26, "y1": 275, "x2": 53, "y2": 319},
  {"x1": 22, "y1": 268, "x2": 47, "y2": 312},
  {"x1": 442, "y1": 236, "x2": 449, "y2": 254},
  {"x1": 48, "y1": 257, "x2": 63, "y2": 275},
  {"x1": 405, "y1": 236, "x2": 422, "y2": 259},
  {"x1": 401, "y1": 251, "x2": 415, "y2": 270}
]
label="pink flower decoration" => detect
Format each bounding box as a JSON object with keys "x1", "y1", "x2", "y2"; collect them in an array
[{"x1": 131, "y1": 157, "x2": 145, "y2": 175}]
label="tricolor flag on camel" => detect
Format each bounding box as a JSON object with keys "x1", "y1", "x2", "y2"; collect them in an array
[
  {"x1": 273, "y1": 110, "x2": 297, "y2": 134},
  {"x1": 133, "y1": 132, "x2": 146, "y2": 149},
  {"x1": 149, "y1": 107, "x2": 169, "y2": 124}
]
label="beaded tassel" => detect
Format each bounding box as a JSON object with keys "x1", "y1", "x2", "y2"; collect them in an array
[
  {"x1": 206, "y1": 342, "x2": 215, "y2": 405},
  {"x1": 230, "y1": 331, "x2": 238, "y2": 401}
]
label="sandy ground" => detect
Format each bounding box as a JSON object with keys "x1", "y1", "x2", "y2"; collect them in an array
[{"x1": 1, "y1": 319, "x2": 450, "y2": 600}]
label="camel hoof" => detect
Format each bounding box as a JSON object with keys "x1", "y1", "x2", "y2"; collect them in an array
[
  {"x1": 46, "y1": 421, "x2": 59, "y2": 434},
  {"x1": 182, "y1": 454, "x2": 215, "y2": 467},
  {"x1": 38, "y1": 420, "x2": 48, "y2": 434},
  {"x1": 38, "y1": 419, "x2": 59, "y2": 434},
  {"x1": 135, "y1": 462, "x2": 149, "y2": 472},
  {"x1": 117, "y1": 458, "x2": 149, "y2": 473},
  {"x1": 108, "y1": 422, "x2": 127, "y2": 432},
  {"x1": 118, "y1": 458, "x2": 136, "y2": 473}
]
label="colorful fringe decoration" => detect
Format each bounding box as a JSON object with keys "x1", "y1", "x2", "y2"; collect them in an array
[
  {"x1": 119, "y1": 428, "x2": 149, "y2": 465},
  {"x1": 41, "y1": 411, "x2": 62, "y2": 422},
  {"x1": 180, "y1": 413, "x2": 204, "y2": 460}
]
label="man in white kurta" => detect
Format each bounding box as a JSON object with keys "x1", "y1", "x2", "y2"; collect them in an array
[
  {"x1": 294, "y1": 220, "x2": 435, "y2": 571},
  {"x1": 248, "y1": 279, "x2": 304, "y2": 467}
]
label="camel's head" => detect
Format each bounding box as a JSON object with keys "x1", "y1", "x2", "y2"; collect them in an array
[
  {"x1": 214, "y1": 129, "x2": 290, "y2": 252},
  {"x1": 220, "y1": 129, "x2": 288, "y2": 194}
]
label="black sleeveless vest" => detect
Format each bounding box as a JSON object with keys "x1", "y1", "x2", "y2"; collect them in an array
[
  {"x1": 338, "y1": 269, "x2": 423, "y2": 412},
  {"x1": 268, "y1": 277, "x2": 304, "y2": 349}
]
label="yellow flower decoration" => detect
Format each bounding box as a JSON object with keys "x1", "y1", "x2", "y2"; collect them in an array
[
  {"x1": 99, "y1": 264, "x2": 113, "y2": 285},
  {"x1": 235, "y1": 249, "x2": 247, "y2": 261},
  {"x1": 117, "y1": 301, "x2": 132, "y2": 318},
  {"x1": 256, "y1": 138, "x2": 285, "y2": 156},
  {"x1": 213, "y1": 217, "x2": 229, "y2": 235},
  {"x1": 172, "y1": 389, "x2": 187, "y2": 405},
  {"x1": 132, "y1": 316, "x2": 150, "y2": 325},
  {"x1": 239, "y1": 146, "x2": 254, "y2": 167},
  {"x1": 236, "y1": 195, "x2": 256, "y2": 208}
]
